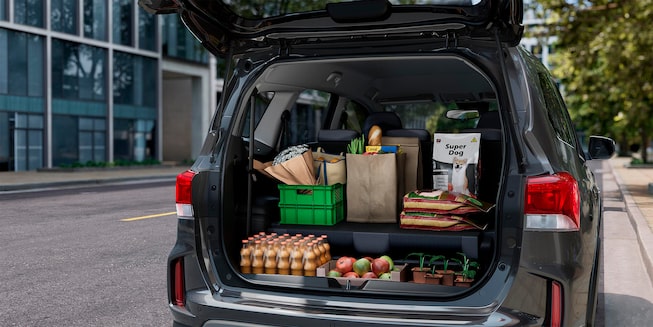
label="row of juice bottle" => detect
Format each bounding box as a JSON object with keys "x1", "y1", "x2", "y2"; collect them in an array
[{"x1": 240, "y1": 232, "x2": 332, "y2": 276}]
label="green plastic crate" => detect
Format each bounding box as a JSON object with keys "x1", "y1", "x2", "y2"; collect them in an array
[
  {"x1": 278, "y1": 183, "x2": 344, "y2": 206},
  {"x1": 279, "y1": 202, "x2": 344, "y2": 226}
]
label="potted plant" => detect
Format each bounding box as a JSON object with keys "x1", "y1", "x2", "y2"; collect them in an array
[
  {"x1": 434, "y1": 256, "x2": 456, "y2": 286},
  {"x1": 424, "y1": 255, "x2": 445, "y2": 285},
  {"x1": 452, "y1": 252, "x2": 479, "y2": 287},
  {"x1": 406, "y1": 252, "x2": 431, "y2": 283}
]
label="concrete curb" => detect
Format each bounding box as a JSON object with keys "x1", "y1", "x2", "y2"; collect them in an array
[
  {"x1": 610, "y1": 161, "x2": 653, "y2": 287},
  {"x1": 0, "y1": 175, "x2": 176, "y2": 192}
]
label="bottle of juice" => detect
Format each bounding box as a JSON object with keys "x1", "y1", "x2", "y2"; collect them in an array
[
  {"x1": 239, "y1": 239, "x2": 252, "y2": 273},
  {"x1": 264, "y1": 240, "x2": 278, "y2": 274},
  {"x1": 251, "y1": 240, "x2": 264, "y2": 274},
  {"x1": 290, "y1": 241, "x2": 303, "y2": 276},
  {"x1": 303, "y1": 242, "x2": 317, "y2": 277},
  {"x1": 276, "y1": 241, "x2": 290, "y2": 275}
]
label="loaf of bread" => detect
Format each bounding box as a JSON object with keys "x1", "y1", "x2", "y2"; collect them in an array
[{"x1": 367, "y1": 125, "x2": 382, "y2": 146}]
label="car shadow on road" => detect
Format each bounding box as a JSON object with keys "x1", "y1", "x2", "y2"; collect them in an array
[{"x1": 596, "y1": 292, "x2": 653, "y2": 327}]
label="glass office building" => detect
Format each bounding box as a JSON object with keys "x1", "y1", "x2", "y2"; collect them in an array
[{"x1": 0, "y1": 0, "x2": 216, "y2": 171}]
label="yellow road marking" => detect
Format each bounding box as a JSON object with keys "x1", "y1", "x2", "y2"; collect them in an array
[{"x1": 121, "y1": 211, "x2": 176, "y2": 222}]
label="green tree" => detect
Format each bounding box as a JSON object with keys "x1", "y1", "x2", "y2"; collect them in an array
[{"x1": 535, "y1": 0, "x2": 653, "y2": 162}]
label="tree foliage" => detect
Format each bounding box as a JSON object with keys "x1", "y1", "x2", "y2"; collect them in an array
[{"x1": 535, "y1": 0, "x2": 653, "y2": 160}]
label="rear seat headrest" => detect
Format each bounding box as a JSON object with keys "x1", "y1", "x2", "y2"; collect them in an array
[
  {"x1": 362, "y1": 112, "x2": 403, "y2": 137},
  {"x1": 317, "y1": 129, "x2": 360, "y2": 142},
  {"x1": 386, "y1": 129, "x2": 431, "y2": 141}
]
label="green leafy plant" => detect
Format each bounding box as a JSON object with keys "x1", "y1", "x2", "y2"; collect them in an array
[
  {"x1": 347, "y1": 135, "x2": 365, "y2": 154},
  {"x1": 452, "y1": 252, "x2": 479, "y2": 280},
  {"x1": 406, "y1": 252, "x2": 431, "y2": 271},
  {"x1": 428, "y1": 255, "x2": 446, "y2": 274}
]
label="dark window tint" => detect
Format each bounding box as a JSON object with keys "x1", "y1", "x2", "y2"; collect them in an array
[
  {"x1": 14, "y1": 0, "x2": 44, "y2": 28},
  {"x1": 0, "y1": 0, "x2": 7, "y2": 20},
  {"x1": 83, "y1": 0, "x2": 107, "y2": 40},
  {"x1": 52, "y1": 115, "x2": 78, "y2": 166},
  {"x1": 161, "y1": 15, "x2": 207, "y2": 63},
  {"x1": 13, "y1": 113, "x2": 43, "y2": 171},
  {"x1": 0, "y1": 29, "x2": 44, "y2": 97},
  {"x1": 52, "y1": 39, "x2": 106, "y2": 101},
  {"x1": 537, "y1": 70, "x2": 577, "y2": 148},
  {"x1": 138, "y1": 7, "x2": 156, "y2": 51},
  {"x1": 242, "y1": 90, "x2": 329, "y2": 148},
  {"x1": 220, "y1": 0, "x2": 482, "y2": 19},
  {"x1": 113, "y1": 51, "x2": 157, "y2": 107},
  {"x1": 114, "y1": 118, "x2": 155, "y2": 162},
  {"x1": 78, "y1": 117, "x2": 106, "y2": 163},
  {"x1": 51, "y1": 0, "x2": 78, "y2": 34},
  {"x1": 113, "y1": 0, "x2": 133, "y2": 46}
]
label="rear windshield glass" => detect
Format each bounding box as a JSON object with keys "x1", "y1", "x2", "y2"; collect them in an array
[{"x1": 223, "y1": 0, "x2": 483, "y2": 19}]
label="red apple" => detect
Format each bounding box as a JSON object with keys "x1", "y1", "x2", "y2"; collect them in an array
[
  {"x1": 371, "y1": 257, "x2": 391, "y2": 275},
  {"x1": 343, "y1": 271, "x2": 359, "y2": 278},
  {"x1": 362, "y1": 271, "x2": 378, "y2": 279},
  {"x1": 335, "y1": 256, "x2": 353, "y2": 273}
]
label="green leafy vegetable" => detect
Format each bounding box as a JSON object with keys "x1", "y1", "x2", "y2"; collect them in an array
[{"x1": 347, "y1": 135, "x2": 365, "y2": 154}]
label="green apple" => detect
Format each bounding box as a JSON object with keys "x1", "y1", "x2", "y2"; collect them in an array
[
  {"x1": 327, "y1": 270, "x2": 342, "y2": 277},
  {"x1": 378, "y1": 272, "x2": 392, "y2": 280},
  {"x1": 353, "y1": 258, "x2": 371, "y2": 276}
]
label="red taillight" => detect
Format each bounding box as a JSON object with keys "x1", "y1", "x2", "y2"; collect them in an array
[
  {"x1": 171, "y1": 258, "x2": 185, "y2": 307},
  {"x1": 550, "y1": 281, "x2": 563, "y2": 327},
  {"x1": 525, "y1": 172, "x2": 580, "y2": 231},
  {"x1": 175, "y1": 170, "x2": 197, "y2": 218}
]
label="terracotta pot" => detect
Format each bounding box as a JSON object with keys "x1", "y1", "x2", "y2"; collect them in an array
[
  {"x1": 411, "y1": 267, "x2": 429, "y2": 283},
  {"x1": 454, "y1": 275, "x2": 474, "y2": 287},
  {"x1": 424, "y1": 273, "x2": 443, "y2": 285},
  {"x1": 436, "y1": 270, "x2": 455, "y2": 286}
]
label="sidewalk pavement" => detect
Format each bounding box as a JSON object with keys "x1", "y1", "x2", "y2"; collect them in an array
[
  {"x1": 0, "y1": 165, "x2": 186, "y2": 192},
  {"x1": 608, "y1": 157, "x2": 653, "y2": 284}
]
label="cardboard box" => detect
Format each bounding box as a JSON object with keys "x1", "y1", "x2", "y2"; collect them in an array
[{"x1": 316, "y1": 260, "x2": 408, "y2": 286}]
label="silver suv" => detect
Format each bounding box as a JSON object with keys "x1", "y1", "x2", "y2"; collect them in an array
[{"x1": 141, "y1": 1, "x2": 615, "y2": 326}]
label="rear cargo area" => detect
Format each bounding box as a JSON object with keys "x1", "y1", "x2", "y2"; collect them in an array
[{"x1": 216, "y1": 54, "x2": 504, "y2": 296}]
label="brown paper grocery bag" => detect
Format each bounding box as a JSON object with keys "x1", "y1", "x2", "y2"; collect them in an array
[
  {"x1": 345, "y1": 153, "x2": 405, "y2": 223},
  {"x1": 262, "y1": 150, "x2": 317, "y2": 185},
  {"x1": 383, "y1": 136, "x2": 422, "y2": 193},
  {"x1": 312, "y1": 147, "x2": 346, "y2": 185}
]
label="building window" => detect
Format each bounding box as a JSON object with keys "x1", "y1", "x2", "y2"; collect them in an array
[
  {"x1": 0, "y1": 29, "x2": 44, "y2": 97},
  {"x1": 162, "y1": 15, "x2": 208, "y2": 63},
  {"x1": 138, "y1": 6, "x2": 156, "y2": 51},
  {"x1": 79, "y1": 117, "x2": 106, "y2": 163},
  {"x1": 83, "y1": 0, "x2": 107, "y2": 41},
  {"x1": 113, "y1": 51, "x2": 157, "y2": 107},
  {"x1": 52, "y1": 39, "x2": 106, "y2": 101},
  {"x1": 12, "y1": 113, "x2": 43, "y2": 171},
  {"x1": 51, "y1": 0, "x2": 78, "y2": 35},
  {"x1": 0, "y1": 0, "x2": 7, "y2": 21},
  {"x1": 52, "y1": 115, "x2": 106, "y2": 166},
  {"x1": 112, "y1": 0, "x2": 133, "y2": 46},
  {"x1": 114, "y1": 118, "x2": 155, "y2": 162},
  {"x1": 14, "y1": 0, "x2": 45, "y2": 28}
]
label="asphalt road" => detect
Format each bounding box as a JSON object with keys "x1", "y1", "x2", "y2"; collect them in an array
[{"x1": 0, "y1": 181, "x2": 176, "y2": 327}]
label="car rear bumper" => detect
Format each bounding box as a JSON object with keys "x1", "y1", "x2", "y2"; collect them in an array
[{"x1": 169, "y1": 288, "x2": 543, "y2": 327}]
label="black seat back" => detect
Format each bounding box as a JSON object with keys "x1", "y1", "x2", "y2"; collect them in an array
[{"x1": 317, "y1": 129, "x2": 360, "y2": 154}]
